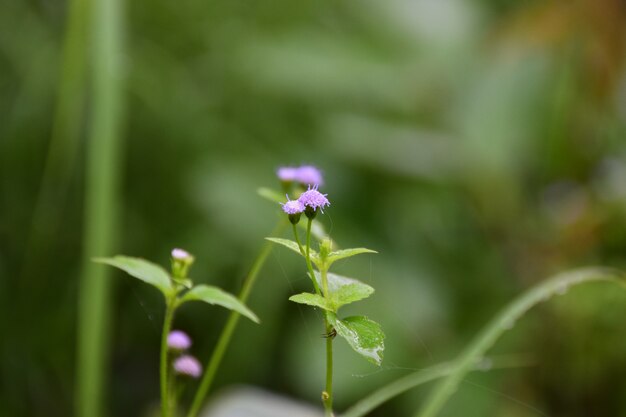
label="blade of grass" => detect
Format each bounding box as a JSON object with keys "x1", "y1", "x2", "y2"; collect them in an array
[
  {"x1": 75, "y1": 0, "x2": 125, "y2": 414},
  {"x1": 20, "y1": 0, "x2": 91, "y2": 284},
  {"x1": 341, "y1": 355, "x2": 532, "y2": 417},
  {"x1": 415, "y1": 267, "x2": 626, "y2": 417},
  {"x1": 186, "y1": 221, "x2": 287, "y2": 417}
]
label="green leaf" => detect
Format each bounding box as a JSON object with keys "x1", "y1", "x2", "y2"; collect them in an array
[
  {"x1": 257, "y1": 187, "x2": 285, "y2": 204},
  {"x1": 416, "y1": 267, "x2": 626, "y2": 417},
  {"x1": 289, "y1": 292, "x2": 334, "y2": 311},
  {"x1": 313, "y1": 271, "x2": 374, "y2": 308},
  {"x1": 329, "y1": 314, "x2": 385, "y2": 365},
  {"x1": 333, "y1": 283, "x2": 374, "y2": 308},
  {"x1": 180, "y1": 284, "x2": 259, "y2": 323},
  {"x1": 326, "y1": 247, "x2": 377, "y2": 267},
  {"x1": 93, "y1": 256, "x2": 172, "y2": 295},
  {"x1": 265, "y1": 237, "x2": 320, "y2": 264}
]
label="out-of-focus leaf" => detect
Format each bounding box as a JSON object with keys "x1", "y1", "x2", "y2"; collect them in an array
[
  {"x1": 180, "y1": 284, "x2": 259, "y2": 323},
  {"x1": 257, "y1": 187, "x2": 285, "y2": 204},
  {"x1": 416, "y1": 267, "x2": 626, "y2": 417},
  {"x1": 93, "y1": 256, "x2": 172, "y2": 295}
]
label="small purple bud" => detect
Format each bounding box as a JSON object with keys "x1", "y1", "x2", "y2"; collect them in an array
[
  {"x1": 167, "y1": 330, "x2": 192, "y2": 351},
  {"x1": 296, "y1": 165, "x2": 323, "y2": 186},
  {"x1": 298, "y1": 185, "x2": 330, "y2": 213},
  {"x1": 173, "y1": 355, "x2": 203, "y2": 378},
  {"x1": 171, "y1": 248, "x2": 195, "y2": 281},
  {"x1": 281, "y1": 197, "x2": 305, "y2": 215},
  {"x1": 277, "y1": 167, "x2": 299, "y2": 182},
  {"x1": 172, "y1": 248, "x2": 191, "y2": 260},
  {"x1": 281, "y1": 195, "x2": 305, "y2": 224}
]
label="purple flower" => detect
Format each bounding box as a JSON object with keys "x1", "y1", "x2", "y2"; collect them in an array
[
  {"x1": 277, "y1": 167, "x2": 299, "y2": 182},
  {"x1": 281, "y1": 196, "x2": 305, "y2": 215},
  {"x1": 173, "y1": 355, "x2": 202, "y2": 378},
  {"x1": 171, "y1": 248, "x2": 191, "y2": 260},
  {"x1": 298, "y1": 185, "x2": 330, "y2": 212},
  {"x1": 168, "y1": 330, "x2": 192, "y2": 351},
  {"x1": 296, "y1": 165, "x2": 323, "y2": 186}
]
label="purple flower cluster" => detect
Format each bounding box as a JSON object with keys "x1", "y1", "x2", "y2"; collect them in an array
[
  {"x1": 277, "y1": 165, "x2": 323, "y2": 186},
  {"x1": 281, "y1": 185, "x2": 330, "y2": 219},
  {"x1": 299, "y1": 185, "x2": 330, "y2": 213}
]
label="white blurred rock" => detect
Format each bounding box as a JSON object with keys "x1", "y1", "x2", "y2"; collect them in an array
[{"x1": 201, "y1": 386, "x2": 323, "y2": 417}]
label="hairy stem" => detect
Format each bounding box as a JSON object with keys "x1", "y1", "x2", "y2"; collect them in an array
[
  {"x1": 161, "y1": 298, "x2": 176, "y2": 417},
  {"x1": 186, "y1": 221, "x2": 286, "y2": 417},
  {"x1": 304, "y1": 218, "x2": 322, "y2": 295},
  {"x1": 292, "y1": 223, "x2": 305, "y2": 255}
]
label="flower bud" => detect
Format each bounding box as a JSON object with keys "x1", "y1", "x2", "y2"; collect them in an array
[
  {"x1": 171, "y1": 248, "x2": 194, "y2": 281},
  {"x1": 281, "y1": 196, "x2": 305, "y2": 225}
]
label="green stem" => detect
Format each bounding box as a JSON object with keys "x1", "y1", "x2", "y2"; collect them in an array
[
  {"x1": 304, "y1": 218, "x2": 322, "y2": 295},
  {"x1": 169, "y1": 362, "x2": 177, "y2": 416},
  {"x1": 292, "y1": 223, "x2": 305, "y2": 255},
  {"x1": 161, "y1": 298, "x2": 176, "y2": 417},
  {"x1": 303, "y1": 218, "x2": 333, "y2": 415},
  {"x1": 186, "y1": 221, "x2": 287, "y2": 417},
  {"x1": 321, "y1": 268, "x2": 329, "y2": 301},
  {"x1": 324, "y1": 321, "x2": 334, "y2": 417}
]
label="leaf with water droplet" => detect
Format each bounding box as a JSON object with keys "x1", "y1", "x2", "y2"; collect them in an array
[{"x1": 328, "y1": 313, "x2": 385, "y2": 365}]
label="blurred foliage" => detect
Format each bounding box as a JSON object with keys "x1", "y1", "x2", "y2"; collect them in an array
[{"x1": 2, "y1": 0, "x2": 626, "y2": 416}]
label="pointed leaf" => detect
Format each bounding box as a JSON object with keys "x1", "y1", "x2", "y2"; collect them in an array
[
  {"x1": 313, "y1": 271, "x2": 374, "y2": 308},
  {"x1": 326, "y1": 248, "x2": 377, "y2": 266},
  {"x1": 265, "y1": 237, "x2": 320, "y2": 264},
  {"x1": 93, "y1": 256, "x2": 172, "y2": 295},
  {"x1": 180, "y1": 284, "x2": 259, "y2": 323},
  {"x1": 329, "y1": 314, "x2": 385, "y2": 365},
  {"x1": 265, "y1": 237, "x2": 302, "y2": 255},
  {"x1": 289, "y1": 292, "x2": 335, "y2": 311}
]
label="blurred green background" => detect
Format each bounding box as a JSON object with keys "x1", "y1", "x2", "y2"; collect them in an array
[{"x1": 3, "y1": 0, "x2": 626, "y2": 416}]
